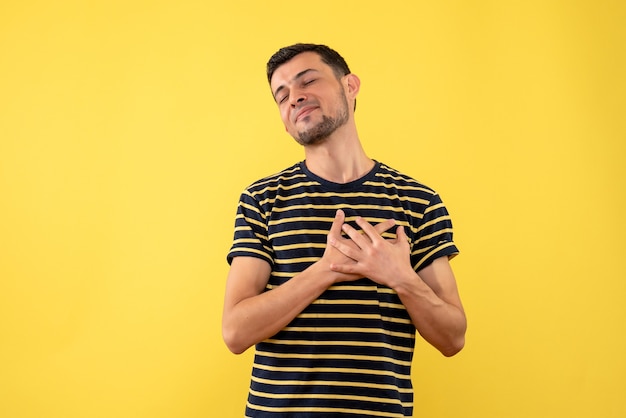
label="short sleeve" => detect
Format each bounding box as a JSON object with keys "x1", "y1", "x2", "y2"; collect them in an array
[
  {"x1": 411, "y1": 192, "x2": 459, "y2": 271},
  {"x1": 226, "y1": 190, "x2": 274, "y2": 266}
]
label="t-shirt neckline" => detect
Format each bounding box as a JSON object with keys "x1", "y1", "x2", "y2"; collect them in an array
[{"x1": 298, "y1": 160, "x2": 381, "y2": 191}]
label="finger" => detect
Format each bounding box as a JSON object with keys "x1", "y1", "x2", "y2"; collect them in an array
[
  {"x1": 328, "y1": 209, "x2": 345, "y2": 240},
  {"x1": 396, "y1": 225, "x2": 406, "y2": 242},
  {"x1": 374, "y1": 218, "x2": 396, "y2": 236},
  {"x1": 329, "y1": 261, "x2": 359, "y2": 274},
  {"x1": 330, "y1": 236, "x2": 358, "y2": 260},
  {"x1": 340, "y1": 222, "x2": 367, "y2": 246},
  {"x1": 356, "y1": 217, "x2": 395, "y2": 242},
  {"x1": 395, "y1": 225, "x2": 411, "y2": 248}
]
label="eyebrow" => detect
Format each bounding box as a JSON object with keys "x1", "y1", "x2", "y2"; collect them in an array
[{"x1": 272, "y1": 68, "x2": 319, "y2": 101}]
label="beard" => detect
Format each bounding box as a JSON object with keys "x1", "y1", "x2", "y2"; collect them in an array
[{"x1": 294, "y1": 93, "x2": 350, "y2": 146}]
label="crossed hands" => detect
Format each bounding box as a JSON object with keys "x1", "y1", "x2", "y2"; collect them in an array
[{"x1": 323, "y1": 209, "x2": 413, "y2": 288}]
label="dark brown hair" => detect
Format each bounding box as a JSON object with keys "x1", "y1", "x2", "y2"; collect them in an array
[{"x1": 266, "y1": 43, "x2": 351, "y2": 84}]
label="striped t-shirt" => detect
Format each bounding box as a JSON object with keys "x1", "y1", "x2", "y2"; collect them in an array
[{"x1": 227, "y1": 161, "x2": 459, "y2": 417}]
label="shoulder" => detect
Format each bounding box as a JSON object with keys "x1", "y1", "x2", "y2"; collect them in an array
[
  {"x1": 374, "y1": 161, "x2": 439, "y2": 198},
  {"x1": 243, "y1": 162, "x2": 306, "y2": 194}
]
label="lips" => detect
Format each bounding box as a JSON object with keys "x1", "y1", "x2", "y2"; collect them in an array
[{"x1": 294, "y1": 105, "x2": 318, "y2": 123}]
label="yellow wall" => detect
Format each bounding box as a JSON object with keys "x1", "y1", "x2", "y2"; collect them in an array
[{"x1": 1, "y1": 1, "x2": 624, "y2": 417}]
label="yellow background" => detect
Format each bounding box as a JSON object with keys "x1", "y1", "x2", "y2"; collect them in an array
[{"x1": 1, "y1": 1, "x2": 624, "y2": 417}]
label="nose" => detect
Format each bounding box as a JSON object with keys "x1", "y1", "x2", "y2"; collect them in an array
[{"x1": 289, "y1": 90, "x2": 307, "y2": 107}]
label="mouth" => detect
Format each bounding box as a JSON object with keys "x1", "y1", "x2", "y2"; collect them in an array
[{"x1": 294, "y1": 106, "x2": 318, "y2": 123}]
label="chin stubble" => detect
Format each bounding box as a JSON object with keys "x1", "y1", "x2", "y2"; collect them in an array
[{"x1": 295, "y1": 94, "x2": 350, "y2": 146}]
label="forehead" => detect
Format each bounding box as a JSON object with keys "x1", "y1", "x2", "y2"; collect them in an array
[{"x1": 269, "y1": 52, "x2": 331, "y2": 90}]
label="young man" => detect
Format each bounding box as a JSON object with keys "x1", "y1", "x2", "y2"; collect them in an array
[{"x1": 223, "y1": 43, "x2": 466, "y2": 417}]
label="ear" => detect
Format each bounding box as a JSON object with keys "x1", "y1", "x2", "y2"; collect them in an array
[{"x1": 344, "y1": 73, "x2": 361, "y2": 98}]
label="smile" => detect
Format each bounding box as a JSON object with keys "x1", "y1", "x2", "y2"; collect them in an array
[{"x1": 294, "y1": 106, "x2": 318, "y2": 122}]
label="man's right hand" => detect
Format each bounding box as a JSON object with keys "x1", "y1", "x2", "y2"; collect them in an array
[{"x1": 322, "y1": 209, "x2": 396, "y2": 284}]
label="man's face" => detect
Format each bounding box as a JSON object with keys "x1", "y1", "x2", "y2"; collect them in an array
[{"x1": 269, "y1": 52, "x2": 351, "y2": 146}]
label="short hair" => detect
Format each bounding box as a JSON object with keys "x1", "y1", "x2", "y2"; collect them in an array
[{"x1": 266, "y1": 43, "x2": 351, "y2": 84}]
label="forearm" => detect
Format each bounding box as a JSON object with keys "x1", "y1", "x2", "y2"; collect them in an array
[
  {"x1": 395, "y1": 273, "x2": 466, "y2": 357},
  {"x1": 224, "y1": 210, "x2": 393, "y2": 354},
  {"x1": 222, "y1": 261, "x2": 336, "y2": 354},
  {"x1": 326, "y1": 217, "x2": 466, "y2": 355}
]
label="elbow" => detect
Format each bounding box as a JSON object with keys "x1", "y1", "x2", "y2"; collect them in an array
[
  {"x1": 222, "y1": 324, "x2": 251, "y2": 355},
  {"x1": 223, "y1": 334, "x2": 247, "y2": 355},
  {"x1": 440, "y1": 335, "x2": 465, "y2": 357},
  {"x1": 440, "y1": 315, "x2": 467, "y2": 357}
]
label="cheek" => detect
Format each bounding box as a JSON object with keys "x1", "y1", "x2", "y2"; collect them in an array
[
  {"x1": 280, "y1": 109, "x2": 292, "y2": 127},
  {"x1": 279, "y1": 110, "x2": 290, "y2": 131}
]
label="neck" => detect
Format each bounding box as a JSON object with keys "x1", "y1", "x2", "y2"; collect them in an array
[{"x1": 302, "y1": 128, "x2": 374, "y2": 184}]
